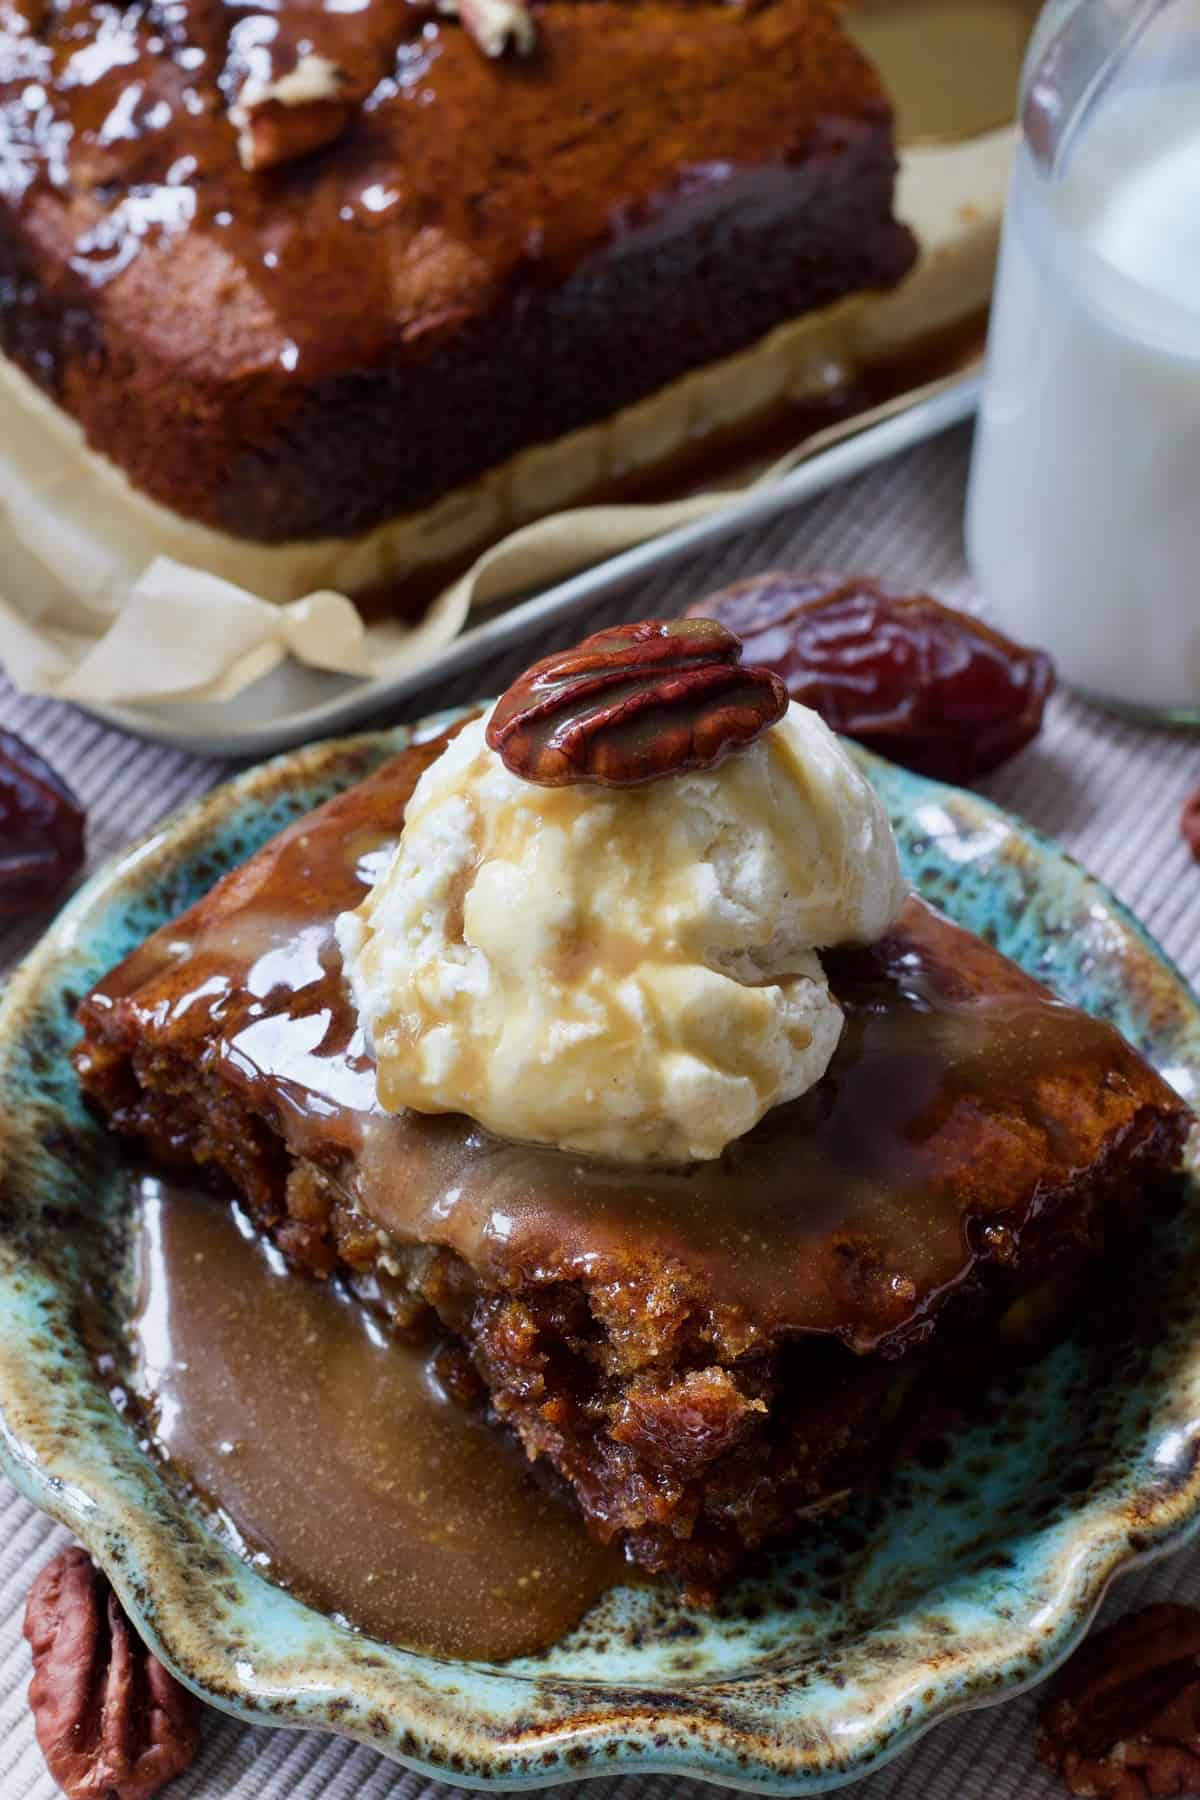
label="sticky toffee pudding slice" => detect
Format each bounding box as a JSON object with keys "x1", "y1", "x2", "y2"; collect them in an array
[{"x1": 75, "y1": 728, "x2": 1190, "y2": 1599}]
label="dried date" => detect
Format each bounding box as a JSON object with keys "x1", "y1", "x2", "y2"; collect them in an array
[
  {"x1": 1038, "y1": 1603, "x2": 1200, "y2": 1799},
  {"x1": 1182, "y1": 788, "x2": 1200, "y2": 863},
  {"x1": 0, "y1": 730, "x2": 85, "y2": 916},
  {"x1": 687, "y1": 572, "x2": 1055, "y2": 784},
  {"x1": 24, "y1": 1545, "x2": 200, "y2": 1800}
]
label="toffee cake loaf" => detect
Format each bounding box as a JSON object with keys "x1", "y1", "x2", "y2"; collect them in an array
[
  {"x1": 0, "y1": 0, "x2": 919, "y2": 602},
  {"x1": 75, "y1": 723, "x2": 1191, "y2": 1595}
]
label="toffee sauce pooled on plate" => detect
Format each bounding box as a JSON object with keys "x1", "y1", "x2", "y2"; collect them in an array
[{"x1": 126, "y1": 1176, "x2": 623, "y2": 1661}]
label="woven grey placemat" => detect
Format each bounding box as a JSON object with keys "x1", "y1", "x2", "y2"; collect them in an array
[{"x1": 2, "y1": 421, "x2": 1199, "y2": 1800}]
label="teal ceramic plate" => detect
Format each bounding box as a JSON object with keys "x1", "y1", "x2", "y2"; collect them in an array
[{"x1": 1, "y1": 714, "x2": 1199, "y2": 1795}]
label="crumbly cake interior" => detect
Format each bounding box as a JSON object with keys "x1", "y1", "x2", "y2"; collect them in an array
[{"x1": 75, "y1": 736, "x2": 1191, "y2": 1593}]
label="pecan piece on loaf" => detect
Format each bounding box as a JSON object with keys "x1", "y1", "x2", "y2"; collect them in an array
[
  {"x1": 227, "y1": 52, "x2": 354, "y2": 172},
  {"x1": 1038, "y1": 1603, "x2": 1200, "y2": 1799},
  {"x1": 227, "y1": 0, "x2": 535, "y2": 171},
  {"x1": 24, "y1": 1546, "x2": 201, "y2": 1800},
  {"x1": 448, "y1": 0, "x2": 536, "y2": 57},
  {"x1": 235, "y1": 93, "x2": 353, "y2": 172}
]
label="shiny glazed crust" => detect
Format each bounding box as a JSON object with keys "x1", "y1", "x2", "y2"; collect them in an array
[{"x1": 0, "y1": 0, "x2": 915, "y2": 545}]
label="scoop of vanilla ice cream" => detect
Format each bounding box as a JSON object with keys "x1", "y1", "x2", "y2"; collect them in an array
[{"x1": 335, "y1": 703, "x2": 906, "y2": 1164}]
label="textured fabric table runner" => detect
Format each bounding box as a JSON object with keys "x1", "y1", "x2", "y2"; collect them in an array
[{"x1": 2, "y1": 421, "x2": 1199, "y2": 1800}]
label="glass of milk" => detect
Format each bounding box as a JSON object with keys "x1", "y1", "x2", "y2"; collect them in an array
[{"x1": 966, "y1": 0, "x2": 1200, "y2": 722}]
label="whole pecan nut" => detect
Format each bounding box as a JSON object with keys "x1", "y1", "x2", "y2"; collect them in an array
[
  {"x1": 686, "y1": 571, "x2": 1055, "y2": 785},
  {"x1": 1037, "y1": 1602, "x2": 1200, "y2": 1799},
  {"x1": 24, "y1": 1546, "x2": 201, "y2": 1800},
  {"x1": 486, "y1": 617, "x2": 788, "y2": 787}
]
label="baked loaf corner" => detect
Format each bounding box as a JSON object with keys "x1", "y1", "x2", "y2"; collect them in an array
[{"x1": 0, "y1": 0, "x2": 916, "y2": 544}]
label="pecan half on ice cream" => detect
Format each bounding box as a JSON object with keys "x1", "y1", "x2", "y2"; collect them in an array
[{"x1": 486, "y1": 617, "x2": 788, "y2": 787}]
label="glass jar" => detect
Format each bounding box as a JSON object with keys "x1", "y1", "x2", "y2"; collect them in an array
[{"x1": 965, "y1": 0, "x2": 1200, "y2": 724}]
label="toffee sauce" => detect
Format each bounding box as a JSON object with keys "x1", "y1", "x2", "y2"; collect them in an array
[{"x1": 127, "y1": 1174, "x2": 623, "y2": 1661}]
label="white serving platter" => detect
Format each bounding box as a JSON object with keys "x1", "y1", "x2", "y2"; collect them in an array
[{"x1": 82, "y1": 372, "x2": 980, "y2": 757}]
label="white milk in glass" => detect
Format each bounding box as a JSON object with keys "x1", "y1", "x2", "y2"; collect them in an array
[{"x1": 966, "y1": 86, "x2": 1200, "y2": 716}]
